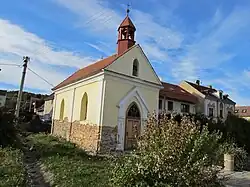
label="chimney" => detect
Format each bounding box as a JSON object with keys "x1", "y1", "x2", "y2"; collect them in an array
[
  {"x1": 219, "y1": 90, "x2": 223, "y2": 99},
  {"x1": 208, "y1": 85, "x2": 212, "y2": 89},
  {"x1": 196, "y1": 80, "x2": 200, "y2": 85}
]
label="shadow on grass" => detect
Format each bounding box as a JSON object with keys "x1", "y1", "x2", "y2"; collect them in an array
[
  {"x1": 27, "y1": 133, "x2": 88, "y2": 158},
  {"x1": 26, "y1": 133, "x2": 112, "y2": 187},
  {"x1": 27, "y1": 133, "x2": 108, "y2": 162}
]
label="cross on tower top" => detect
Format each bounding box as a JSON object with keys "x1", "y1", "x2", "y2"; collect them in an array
[{"x1": 126, "y1": 4, "x2": 130, "y2": 16}]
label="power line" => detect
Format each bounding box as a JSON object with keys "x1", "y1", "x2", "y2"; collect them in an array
[
  {"x1": 27, "y1": 67, "x2": 55, "y2": 88},
  {"x1": 0, "y1": 62, "x2": 54, "y2": 88},
  {"x1": 84, "y1": 10, "x2": 107, "y2": 26},
  {"x1": 0, "y1": 63, "x2": 21, "y2": 67}
]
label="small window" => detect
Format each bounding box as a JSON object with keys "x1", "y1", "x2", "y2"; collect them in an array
[
  {"x1": 242, "y1": 109, "x2": 247, "y2": 113},
  {"x1": 220, "y1": 103, "x2": 223, "y2": 118},
  {"x1": 159, "y1": 100, "x2": 163, "y2": 110},
  {"x1": 220, "y1": 110, "x2": 223, "y2": 118},
  {"x1": 181, "y1": 104, "x2": 190, "y2": 113},
  {"x1": 168, "y1": 101, "x2": 173, "y2": 111},
  {"x1": 208, "y1": 108, "x2": 214, "y2": 117},
  {"x1": 132, "y1": 59, "x2": 139, "y2": 77},
  {"x1": 80, "y1": 93, "x2": 88, "y2": 121}
]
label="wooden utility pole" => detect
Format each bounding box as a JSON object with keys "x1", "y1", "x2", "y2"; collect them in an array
[{"x1": 15, "y1": 56, "x2": 30, "y2": 118}]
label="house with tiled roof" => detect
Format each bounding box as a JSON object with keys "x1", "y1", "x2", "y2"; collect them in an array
[
  {"x1": 180, "y1": 80, "x2": 236, "y2": 120},
  {"x1": 51, "y1": 11, "x2": 163, "y2": 153},
  {"x1": 235, "y1": 106, "x2": 250, "y2": 121},
  {"x1": 159, "y1": 82, "x2": 198, "y2": 114}
]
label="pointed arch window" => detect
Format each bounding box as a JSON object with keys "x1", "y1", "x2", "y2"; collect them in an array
[
  {"x1": 80, "y1": 93, "x2": 88, "y2": 121},
  {"x1": 132, "y1": 59, "x2": 139, "y2": 77},
  {"x1": 59, "y1": 99, "x2": 65, "y2": 121}
]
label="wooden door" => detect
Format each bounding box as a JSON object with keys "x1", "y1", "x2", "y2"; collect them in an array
[{"x1": 125, "y1": 118, "x2": 141, "y2": 150}]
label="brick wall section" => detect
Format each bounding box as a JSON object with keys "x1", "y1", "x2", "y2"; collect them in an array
[{"x1": 52, "y1": 120, "x2": 117, "y2": 154}]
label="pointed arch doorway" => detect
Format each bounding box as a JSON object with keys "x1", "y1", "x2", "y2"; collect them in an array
[{"x1": 125, "y1": 102, "x2": 141, "y2": 150}]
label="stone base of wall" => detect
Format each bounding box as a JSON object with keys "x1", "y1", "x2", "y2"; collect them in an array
[
  {"x1": 70, "y1": 121, "x2": 100, "y2": 153},
  {"x1": 53, "y1": 118, "x2": 70, "y2": 139},
  {"x1": 98, "y1": 126, "x2": 117, "y2": 153},
  {"x1": 52, "y1": 120, "x2": 117, "y2": 154}
]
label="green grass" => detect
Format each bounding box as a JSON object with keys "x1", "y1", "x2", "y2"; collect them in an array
[
  {"x1": 27, "y1": 133, "x2": 112, "y2": 187},
  {"x1": 0, "y1": 147, "x2": 25, "y2": 187}
]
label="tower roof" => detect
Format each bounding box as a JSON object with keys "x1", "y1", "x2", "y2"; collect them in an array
[{"x1": 119, "y1": 16, "x2": 136, "y2": 29}]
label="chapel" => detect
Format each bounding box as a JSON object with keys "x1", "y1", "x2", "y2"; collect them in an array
[{"x1": 51, "y1": 10, "x2": 163, "y2": 153}]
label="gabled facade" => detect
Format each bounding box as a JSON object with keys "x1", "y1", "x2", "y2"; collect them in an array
[
  {"x1": 180, "y1": 80, "x2": 236, "y2": 120},
  {"x1": 51, "y1": 13, "x2": 162, "y2": 153},
  {"x1": 43, "y1": 93, "x2": 54, "y2": 121}
]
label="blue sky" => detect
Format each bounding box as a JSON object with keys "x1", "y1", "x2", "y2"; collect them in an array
[{"x1": 0, "y1": 0, "x2": 250, "y2": 105}]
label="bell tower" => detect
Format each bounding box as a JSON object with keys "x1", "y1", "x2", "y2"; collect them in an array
[{"x1": 117, "y1": 7, "x2": 136, "y2": 55}]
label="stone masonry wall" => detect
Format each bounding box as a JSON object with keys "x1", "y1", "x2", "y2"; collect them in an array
[
  {"x1": 52, "y1": 118, "x2": 70, "y2": 139},
  {"x1": 98, "y1": 126, "x2": 117, "y2": 153},
  {"x1": 52, "y1": 119, "x2": 117, "y2": 154},
  {"x1": 70, "y1": 121, "x2": 100, "y2": 153}
]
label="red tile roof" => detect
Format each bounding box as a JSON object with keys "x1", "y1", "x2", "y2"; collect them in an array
[
  {"x1": 235, "y1": 106, "x2": 250, "y2": 117},
  {"x1": 186, "y1": 81, "x2": 216, "y2": 93},
  {"x1": 119, "y1": 16, "x2": 136, "y2": 29},
  {"x1": 52, "y1": 55, "x2": 117, "y2": 90},
  {"x1": 52, "y1": 45, "x2": 138, "y2": 90},
  {"x1": 160, "y1": 82, "x2": 198, "y2": 104}
]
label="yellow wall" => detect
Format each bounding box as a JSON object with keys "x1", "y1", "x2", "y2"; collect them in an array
[
  {"x1": 106, "y1": 45, "x2": 161, "y2": 85},
  {"x1": 179, "y1": 81, "x2": 205, "y2": 113},
  {"x1": 72, "y1": 80, "x2": 102, "y2": 124},
  {"x1": 53, "y1": 78, "x2": 103, "y2": 125},
  {"x1": 102, "y1": 74, "x2": 159, "y2": 127},
  {"x1": 54, "y1": 90, "x2": 72, "y2": 120}
]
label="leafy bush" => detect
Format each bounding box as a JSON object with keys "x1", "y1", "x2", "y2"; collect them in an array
[
  {"x1": 223, "y1": 115, "x2": 250, "y2": 153},
  {"x1": 0, "y1": 147, "x2": 25, "y2": 186},
  {"x1": 0, "y1": 110, "x2": 18, "y2": 147},
  {"x1": 111, "y1": 114, "x2": 231, "y2": 187}
]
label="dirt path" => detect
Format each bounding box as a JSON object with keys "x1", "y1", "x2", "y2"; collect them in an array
[{"x1": 19, "y1": 134, "x2": 52, "y2": 187}]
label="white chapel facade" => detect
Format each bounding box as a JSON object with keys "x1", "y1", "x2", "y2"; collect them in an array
[{"x1": 51, "y1": 13, "x2": 163, "y2": 153}]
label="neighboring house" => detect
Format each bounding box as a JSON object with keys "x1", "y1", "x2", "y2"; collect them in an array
[
  {"x1": 35, "y1": 104, "x2": 44, "y2": 116},
  {"x1": 235, "y1": 106, "x2": 250, "y2": 120},
  {"x1": 159, "y1": 82, "x2": 198, "y2": 114},
  {"x1": 180, "y1": 80, "x2": 235, "y2": 120},
  {"x1": 33, "y1": 99, "x2": 45, "y2": 115},
  {"x1": 51, "y1": 13, "x2": 163, "y2": 153},
  {"x1": 43, "y1": 93, "x2": 54, "y2": 121},
  {"x1": 0, "y1": 90, "x2": 7, "y2": 108}
]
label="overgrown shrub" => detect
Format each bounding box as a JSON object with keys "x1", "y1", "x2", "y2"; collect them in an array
[
  {"x1": 223, "y1": 115, "x2": 250, "y2": 153},
  {"x1": 111, "y1": 114, "x2": 236, "y2": 187},
  {"x1": 0, "y1": 110, "x2": 17, "y2": 147}
]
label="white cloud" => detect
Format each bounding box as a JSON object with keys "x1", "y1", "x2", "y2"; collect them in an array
[
  {"x1": 0, "y1": 19, "x2": 95, "y2": 92},
  {"x1": 172, "y1": 7, "x2": 250, "y2": 80},
  {"x1": 53, "y1": 0, "x2": 183, "y2": 62},
  {"x1": 54, "y1": 0, "x2": 121, "y2": 32}
]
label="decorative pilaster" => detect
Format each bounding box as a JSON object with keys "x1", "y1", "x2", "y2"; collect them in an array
[{"x1": 116, "y1": 117, "x2": 125, "y2": 151}]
